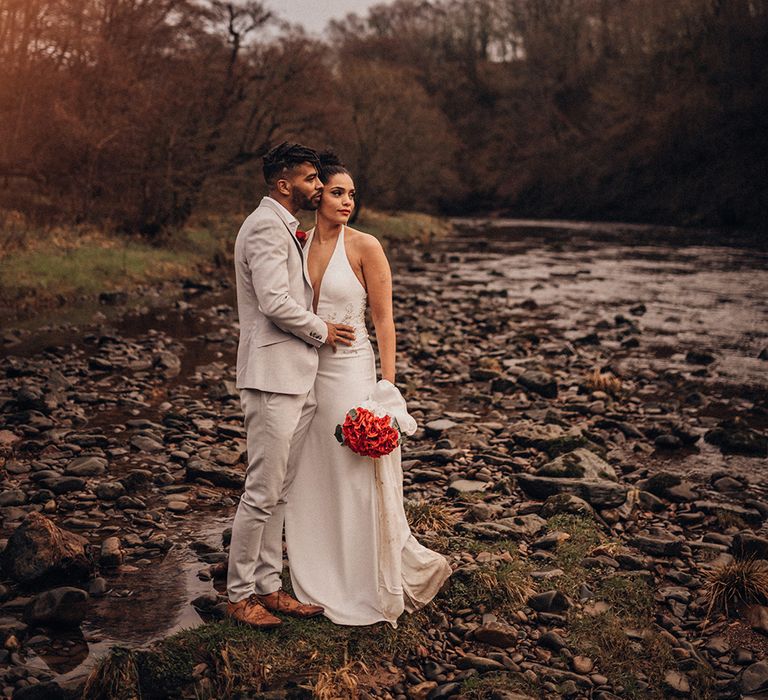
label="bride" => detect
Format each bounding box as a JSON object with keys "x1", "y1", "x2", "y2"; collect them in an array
[{"x1": 284, "y1": 153, "x2": 451, "y2": 626}]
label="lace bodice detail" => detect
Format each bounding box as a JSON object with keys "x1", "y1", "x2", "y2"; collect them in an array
[{"x1": 308, "y1": 226, "x2": 368, "y2": 348}]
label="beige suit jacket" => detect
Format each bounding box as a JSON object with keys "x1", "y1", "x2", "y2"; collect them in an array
[{"x1": 234, "y1": 197, "x2": 327, "y2": 393}]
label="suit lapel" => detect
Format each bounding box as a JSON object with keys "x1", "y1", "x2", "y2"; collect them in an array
[
  {"x1": 296, "y1": 237, "x2": 313, "y2": 290},
  {"x1": 302, "y1": 228, "x2": 315, "y2": 291},
  {"x1": 260, "y1": 198, "x2": 314, "y2": 290}
]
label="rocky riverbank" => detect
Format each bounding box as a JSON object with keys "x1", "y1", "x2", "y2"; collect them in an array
[{"x1": 0, "y1": 219, "x2": 767, "y2": 699}]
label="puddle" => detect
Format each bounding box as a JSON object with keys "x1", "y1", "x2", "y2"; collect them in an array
[{"x1": 33, "y1": 512, "x2": 232, "y2": 686}]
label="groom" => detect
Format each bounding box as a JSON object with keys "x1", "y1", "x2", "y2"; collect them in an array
[{"x1": 226, "y1": 142, "x2": 355, "y2": 628}]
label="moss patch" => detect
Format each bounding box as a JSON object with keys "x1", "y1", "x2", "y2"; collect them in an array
[
  {"x1": 0, "y1": 209, "x2": 450, "y2": 320},
  {"x1": 595, "y1": 574, "x2": 655, "y2": 623},
  {"x1": 0, "y1": 243, "x2": 192, "y2": 300},
  {"x1": 545, "y1": 514, "x2": 607, "y2": 595},
  {"x1": 439, "y1": 559, "x2": 534, "y2": 616},
  {"x1": 83, "y1": 612, "x2": 429, "y2": 699}
]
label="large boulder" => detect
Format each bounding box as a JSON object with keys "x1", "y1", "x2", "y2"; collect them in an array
[
  {"x1": 528, "y1": 590, "x2": 571, "y2": 613},
  {"x1": 536, "y1": 449, "x2": 617, "y2": 481},
  {"x1": 694, "y1": 500, "x2": 764, "y2": 526},
  {"x1": 517, "y1": 475, "x2": 628, "y2": 508},
  {"x1": 1, "y1": 512, "x2": 92, "y2": 584},
  {"x1": 37, "y1": 476, "x2": 87, "y2": 494},
  {"x1": 494, "y1": 514, "x2": 547, "y2": 537},
  {"x1": 541, "y1": 493, "x2": 595, "y2": 518},
  {"x1": 473, "y1": 622, "x2": 518, "y2": 648},
  {"x1": 461, "y1": 513, "x2": 546, "y2": 540},
  {"x1": 23, "y1": 586, "x2": 88, "y2": 627},
  {"x1": 636, "y1": 471, "x2": 699, "y2": 502},
  {"x1": 740, "y1": 660, "x2": 768, "y2": 696},
  {"x1": 64, "y1": 456, "x2": 107, "y2": 477},
  {"x1": 99, "y1": 537, "x2": 125, "y2": 568},
  {"x1": 517, "y1": 448, "x2": 628, "y2": 508},
  {"x1": 705, "y1": 418, "x2": 767, "y2": 457},
  {"x1": 448, "y1": 479, "x2": 491, "y2": 495},
  {"x1": 153, "y1": 351, "x2": 182, "y2": 379},
  {"x1": 505, "y1": 420, "x2": 586, "y2": 457},
  {"x1": 517, "y1": 370, "x2": 558, "y2": 398},
  {"x1": 732, "y1": 533, "x2": 768, "y2": 560},
  {"x1": 186, "y1": 459, "x2": 243, "y2": 488}
]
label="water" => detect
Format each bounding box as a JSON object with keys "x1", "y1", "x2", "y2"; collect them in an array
[
  {"x1": 441, "y1": 219, "x2": 767, "y2": 484},
  {"x1": 445, "y1": 221, "x2": 766, "y2": 390},
  {"x1": 23, "y1": 513, "x2": 232, "y2": 686}
]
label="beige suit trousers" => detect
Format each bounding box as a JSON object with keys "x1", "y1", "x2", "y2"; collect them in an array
[{"x1": 227, "y1": 387, "x2": 317, "y2": 602}]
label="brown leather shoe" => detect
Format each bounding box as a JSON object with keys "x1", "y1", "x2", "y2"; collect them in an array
[
  {"x1": 256, "y1": 589, "x2": 324, "y2": 619},
  {"x1": 226, "y1": 594, "x2": 282, "y2": 629}
]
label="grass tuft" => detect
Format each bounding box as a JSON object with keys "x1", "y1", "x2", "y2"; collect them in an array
[
  {"x1": 569, "y1": 614, "x2": 673, "y2": 699},
  {"x1": 81, "y1": 647, "x2": 139, "y2": 700},
  {"x1": 595, "y1": 574, "x2": 655, "y2": 624},
  {"x1": 585, "y1": 368, "x2": 623, "y2": 396},
  {"x1": 440, "y1": 560, "x2": 533, "y2": 614},
  {"x1": 314, "y1": 660, "x2": 368, "y2": 699},
  {"x1": 703, "y1": 557, "x2": 768, "y2": 619},
  {"x1": 547, "y1": 514, "x2": 604, "y2": 562},
  {"x1": 460, "y1": 671, "x2": 535, "y2": 699},
  {"x1": 405, "y1": 500, "x2": 459, "y2": 534}
]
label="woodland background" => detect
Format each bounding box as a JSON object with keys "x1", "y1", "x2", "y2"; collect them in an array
[{"x1": 0, "y1": 0, "x2": 766, "y2": 235}]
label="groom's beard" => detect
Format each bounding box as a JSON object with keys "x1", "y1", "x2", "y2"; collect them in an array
[{"x1": 292, "y1": 189, "x2": 321, "y2": 211}]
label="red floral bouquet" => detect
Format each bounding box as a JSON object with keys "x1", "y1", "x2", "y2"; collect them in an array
[{"x1": 335, "y1": 407, "x2": 401, "y2": 458}]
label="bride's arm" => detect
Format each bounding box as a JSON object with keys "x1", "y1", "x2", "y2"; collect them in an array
[{"x1": 361, "y1": 236, "x2": 396, "y2": 384}]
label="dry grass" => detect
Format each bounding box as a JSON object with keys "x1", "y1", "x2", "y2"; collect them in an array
[
  {"x1": 714, "y1": 509, "x2": 749, "y2": 531},
  {"x1": 703, "y1": 557, "x2": 768, "y2": 619},
  {"x1": 314, "y1": 660, "x2": 368, "y2": 699},
  {"x1": 206, "y1": 642, "x2": 269, "y2": 697},
  {"x1": 405, "y1": 500, "x2": 459, "y2": 534},
  {"x1": 585, "y1": 368, "x2": 623, "y2": 396},
  {"x1": 81, "y1": 647, "x2": 140, "y2": 700}
]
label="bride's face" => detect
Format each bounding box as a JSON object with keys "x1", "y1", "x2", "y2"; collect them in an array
[{"x1": 318, "y1": 173, "x2": 355, "y2": 225}]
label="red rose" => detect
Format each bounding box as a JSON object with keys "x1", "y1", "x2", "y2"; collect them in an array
[{"x1": 295, "y1": 229, "x2": 308, "y2": 246}]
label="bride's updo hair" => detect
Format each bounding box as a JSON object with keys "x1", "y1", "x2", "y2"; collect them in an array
[{"x1": 318, "y1": 150, "x2": 351, "y2": 184}]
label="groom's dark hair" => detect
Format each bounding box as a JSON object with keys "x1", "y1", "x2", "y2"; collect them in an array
[{"x1": 262, "y1": 142, "x2": 321, "y2": 188}]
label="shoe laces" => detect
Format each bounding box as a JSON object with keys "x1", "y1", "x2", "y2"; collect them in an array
[{"x1": 246, "y1": 593, "x2": 265, "y2": 609}]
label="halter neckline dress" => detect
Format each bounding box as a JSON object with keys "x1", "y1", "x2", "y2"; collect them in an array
[{"x1": 284, "y1": 225, "x2": 450, "y2": 626}]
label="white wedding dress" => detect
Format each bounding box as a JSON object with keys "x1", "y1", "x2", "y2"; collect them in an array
[{"x1": 285, "y1": 225, "x2": 451, "y2": 627}]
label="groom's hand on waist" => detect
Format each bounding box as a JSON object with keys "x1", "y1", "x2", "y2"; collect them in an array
[{"x1": 324, "y1": 322, "x2": 355, "y2": 352}]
